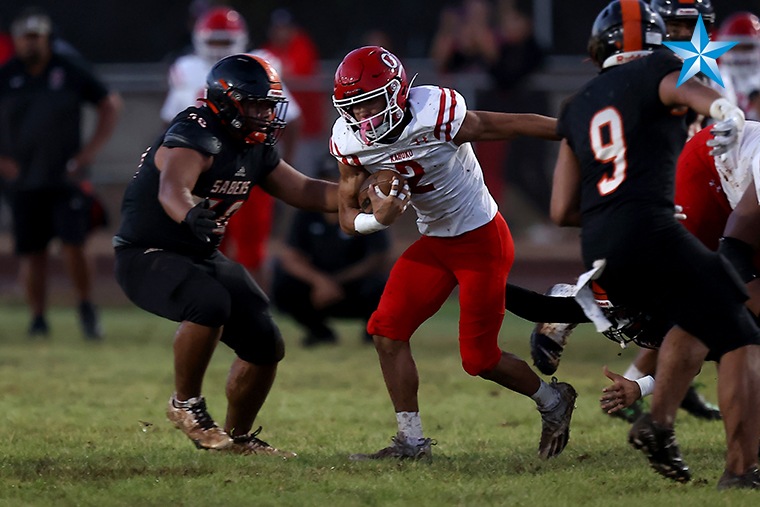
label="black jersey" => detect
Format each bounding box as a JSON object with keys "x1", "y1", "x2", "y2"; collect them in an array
[
  {"x1": 558, "y1": 50, "x2": 684, "y2": 232},
  {"x1": 0, "y1": 53, "x2": 109, "y2": 190},
  {"x1": 116, "y1": 106, "x2": 280, "y2": 257}
]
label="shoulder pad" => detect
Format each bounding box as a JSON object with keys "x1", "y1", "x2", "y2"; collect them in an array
[{"x1": 163, "y1": 115, "x2": 222, "y2": 155}]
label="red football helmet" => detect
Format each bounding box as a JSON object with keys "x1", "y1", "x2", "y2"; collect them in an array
[
  {"x1": 716, "y1": 12, "x2": 760, "y2": 83},
  {"x1": 332, "y1": 46, "x2": 411, "y2": 145},
  {"x1": 193, "y1": 7, "x2": 249, "y2": 62}
]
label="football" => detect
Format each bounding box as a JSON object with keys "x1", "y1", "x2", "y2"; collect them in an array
[{"x1": 357, "y1": 170, "x2": 407, "y2": 213}]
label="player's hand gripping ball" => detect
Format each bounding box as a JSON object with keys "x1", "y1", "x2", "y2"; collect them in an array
[{"x1": 358, "y1": 170, "x2": 408, "y2": 213}]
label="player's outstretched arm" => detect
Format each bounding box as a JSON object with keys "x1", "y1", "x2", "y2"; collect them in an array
[
  {"x1": 261, "y1": 160, "x2": 339, "y2": 213},
  {"x1": 550, "y1": 140, "x2": 582, "y2": 227},
  {"x1": 453, "y1": 111, "x2": 560, "y2": 144}
]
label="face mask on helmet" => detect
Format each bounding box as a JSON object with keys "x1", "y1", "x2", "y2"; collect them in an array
[
  {"x1": 204, "y1": 54, "x2": 288, "y2": 145},
  {"x1": 332, "y1": 46, "x2": 412, "y2": 145},
  {"x1": 588, "y1": 0, "x2": 666, "y2": 69},
  {"x1": 193, "y1": 7, "x2": 249, "y2": 62},
  {"x1": 650, "y1": 0, "x2": 714, "y2": 41},
  {"x1": 600, "y1": 307, "x2": 668, "y2": 349},
  {"x1": 591, "y1": 283, "x2": 668, "y2": 349}
]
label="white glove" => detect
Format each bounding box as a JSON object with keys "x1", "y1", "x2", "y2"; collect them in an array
[{"x1": 674, "y1": 204, "x2": 687, "y2": 221}]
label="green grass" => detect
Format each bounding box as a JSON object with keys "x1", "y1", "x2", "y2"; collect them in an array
[{"x1": 0, "y1": 302, "x2": 751, "y2": 506}]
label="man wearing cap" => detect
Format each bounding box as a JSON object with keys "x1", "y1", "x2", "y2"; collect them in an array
[{"x1": 0, "y1": 7, "x2": 122, "y2": 339}]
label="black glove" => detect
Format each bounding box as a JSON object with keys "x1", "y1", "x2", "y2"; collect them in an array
[{"x1": 183, "y1": 200, "x2": 217, "y2": 243}]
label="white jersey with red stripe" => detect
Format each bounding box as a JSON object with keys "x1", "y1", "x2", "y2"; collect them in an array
[{"x1": 330, "y1": 85, "x2": 497, "y2": 237}]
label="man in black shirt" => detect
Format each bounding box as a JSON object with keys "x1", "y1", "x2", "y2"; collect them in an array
[
  {"x1": 114, "y1": 54, "x2": 337, "y2": 456},
  {"x1": 272, "y1": 161, "x2": 389, "y2": 347},
  {"x1": 551, "y1": 0, "x2": 760, "y2": 489},
  {"x1": 0, "y1": 8, "x2": 121, "y2": 339}
]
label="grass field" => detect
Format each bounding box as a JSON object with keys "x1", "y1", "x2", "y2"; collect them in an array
[{"x1": 0, "y1": 301, "x2": 753, "y2": 506}]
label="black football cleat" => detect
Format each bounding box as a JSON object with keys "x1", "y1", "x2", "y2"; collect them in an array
[
  {"x1": 717, "y1": 466, "x2": 760, "y2": 490},
  {"x1": 629, "y1": 413, "x2": 691, "y2": 483},
  {"x1": 680, "y1": 384, "x2": 721, "y2": 420}
]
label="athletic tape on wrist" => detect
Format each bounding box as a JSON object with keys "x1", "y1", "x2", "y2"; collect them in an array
[
  {"x1": 354, "y1": 213, "x2": 388, "y2": 234},
  {"x1": 634, "y1": 375, "x2": 655, "y2": 398}
]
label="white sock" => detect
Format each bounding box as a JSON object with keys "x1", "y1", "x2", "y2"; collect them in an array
[
  {"x1": 396, "y1": 411, "x2": 425, "y2": 445},
  {"x1": 531, "y1": 380, "x2": 560, "y2": 411},
  {"x1": 623, "y1": 364, "x2": 646, "y2": 381},
  {"x1": 172, "y1": 394, "x2": 202, "y2": 407}
]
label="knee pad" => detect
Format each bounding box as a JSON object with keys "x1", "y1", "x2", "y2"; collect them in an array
[
  {"x1": 183, "y1": 288, "x2": 231, "y2": 328},
  {"x1": 460, "y1": 346, "x2": 501, "y2": 376},
  {"x1": 228, "y1": 313, "x2": 285, "y2": 365}
]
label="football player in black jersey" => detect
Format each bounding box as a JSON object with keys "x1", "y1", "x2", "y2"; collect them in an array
[
  {"x1": 530, "y1": 0, "x2": 724, "y2": 424},
  {"x1": 113, "y1": 54, "x2": 338, "y2": 456},
  {"x1": 551, "y1": 0, "x2": 760, "y2": 489}
]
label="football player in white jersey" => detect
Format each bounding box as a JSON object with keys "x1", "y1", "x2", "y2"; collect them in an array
[
  {"x1": 329, "y1": 46, "x2": 576, "y2": 461},
  {"x1": 716, "y1": 12, "x2": 760, "y2": 121}
]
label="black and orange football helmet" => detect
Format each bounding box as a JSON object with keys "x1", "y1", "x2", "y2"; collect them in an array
[
  {"x1": 204, "y1": 54, "x2": 288, "y2": 145},
  {"x1": 588, "y1": 0, "x2": 667, "y2": 69}
]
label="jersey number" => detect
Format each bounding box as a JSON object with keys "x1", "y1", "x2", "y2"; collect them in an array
[
  {"x1": 590, "y1": 107, "x2": 628, "y2": 196},
  {"x1": 393, "y1": 160, "x2": 434, "y2": 194},
  {"x1": 207, "y1": 199, "x2": 244, "y2": 227}
]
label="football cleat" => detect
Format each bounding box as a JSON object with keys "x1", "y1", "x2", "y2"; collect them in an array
[
  {"x1": 166, "y1": 395, "x2": 233, "y2": 450},
  {"x1": 680, "y1": 384, "x2": 721, "y2": 421},
  {"x1": 28, "y1": 315, "x2": 50, "y2": 338},
  {"x1": 629, "y1": 413, "x2": 691, "y2": 483},
  {"x1": 538, "y1": 378, "x2": 578, "y2": 459},
  {"x1": 79, "y1": 301, "x2": 103, "y2": 341},
  {"x1": 222, "y1": 427, "x2": 297, "y2": 458},
  {"x1": 349, "y1": 433, "x2": 435, "y2": 462},
  {"x1": 530, "y1": 284, "x2": 578, "y2": 376},
  {"x1": 717, "y1": 466, "x2": 760, "y2": 490}
]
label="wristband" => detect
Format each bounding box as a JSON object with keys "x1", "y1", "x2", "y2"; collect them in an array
[
  {"x1": 354, "y1": 213, "x2": 388, "y2": 234},
  {"x1": 634, "y1": 375, "x2": 655, "y2": 398}
]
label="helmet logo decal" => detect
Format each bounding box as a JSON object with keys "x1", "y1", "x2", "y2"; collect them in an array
[
  {"x1": 664, "y1": 14, "x2": 738, "y2": 86},
  {"x1": 381, "y1": 52, "x2": 398, "y2": 70}
]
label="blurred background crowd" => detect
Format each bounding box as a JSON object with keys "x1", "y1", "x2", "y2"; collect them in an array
[{"x1": 0, "y1": 0, "x2": 758, "y2": 309}]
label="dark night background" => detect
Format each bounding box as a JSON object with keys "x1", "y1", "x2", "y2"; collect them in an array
[{"x1": 1, "y1": 1, "x2": 758, "y2": 63}]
